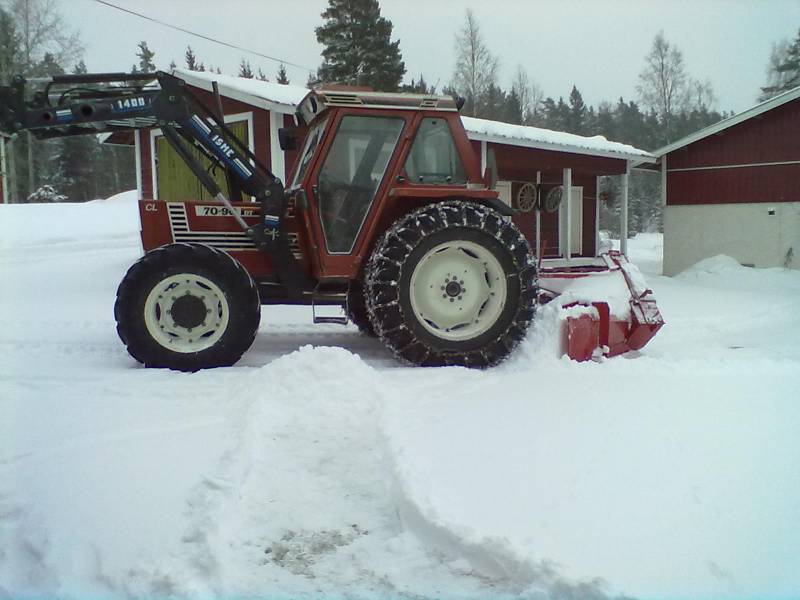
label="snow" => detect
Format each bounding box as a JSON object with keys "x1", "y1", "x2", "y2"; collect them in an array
[
  {"x1": 462, "y1": 116, "x2": 654, "y2": 161},
  {"x1": 173, "y1": 68, "x2": 309, "y2": 110},
  {"x1": 2, "y1": 201, "x2": 800, "y2": 599}
]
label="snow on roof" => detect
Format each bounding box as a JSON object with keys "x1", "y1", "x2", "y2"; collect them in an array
[
  {"x1": 462, "y1": 116, "x2": 655, "y2": 163},
  {"x1": 654, "y1": 84, "x2": 800, "y2": 157},
  {"x1": 172, "y1": 68, "x2": 308, "y2": 114},
  {"x1": 171, "y1": 70, "x2": 654, "y2": 162}
]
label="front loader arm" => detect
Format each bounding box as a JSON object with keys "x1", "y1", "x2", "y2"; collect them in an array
[{"x1": 0, "y1": 71, "x2": 313, "y2": 297}]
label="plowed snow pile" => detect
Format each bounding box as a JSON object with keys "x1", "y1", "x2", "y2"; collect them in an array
[{"x1": 2, "y1": 196, "x2": 799, "y2": 599}]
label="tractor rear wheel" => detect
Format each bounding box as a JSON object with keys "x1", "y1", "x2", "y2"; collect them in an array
[
  {"x1": 114, "y1": 243, "x2": 261, "y2": 371},
  {"x1": 365, "y1": 201, "x2": 537, "y2": 367},
  {"x1": 348, "y1": 279, "x2": 376, "y2": 336}
]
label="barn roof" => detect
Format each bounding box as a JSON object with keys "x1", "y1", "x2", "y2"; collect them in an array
[
  {"x1": 462, "y1": 116, "x2": 655, "y2": 163},
  {"x1": 654, "y1": 85, "x2": 800, "y2": 157},
  {"x1": 173, "y1": 68, "x2": 306, "y2": 113},
  {"x1": 172, "y1": 70, "x2": 654, "y2": 163}
]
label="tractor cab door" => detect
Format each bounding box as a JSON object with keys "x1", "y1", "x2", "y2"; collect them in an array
[{"x1": 301, "y1": 112, "x2": 406, "y2": 277}]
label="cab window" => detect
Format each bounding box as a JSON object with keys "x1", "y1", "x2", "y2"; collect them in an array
[
  {"x1": 404, "y1": 118, "x2": 466, "y2": 185},
  {"x1": 291, "y1": 118, "x2": 327, "y2": 189},
  {"x1": 317, "y1": 115, "x2": 404, "y2": 253}
]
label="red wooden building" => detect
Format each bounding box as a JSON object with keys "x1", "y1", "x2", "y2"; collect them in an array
[
  {"x1": 654, "y1": 86, "x2": 800, "y2": 275},
  {"x1": 106, "y1": 68, "x2": 655, "y2": 263}
]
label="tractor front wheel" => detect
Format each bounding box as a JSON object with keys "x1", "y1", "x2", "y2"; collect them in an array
[
  {"x1": 365, "y1": 201, "x2": 537, "y2": 367},
  {"x1": 114, "y1": 243, "x2": 261, "y2": 371}
]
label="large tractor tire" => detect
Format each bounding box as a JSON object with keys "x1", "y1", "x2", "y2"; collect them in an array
[
  {"x1": 114, "y1": 243, "x2": 261, "y2": 372},
  {"x1": 348, "y1": 279, "x2": 376, "y2": 337},
  {"x1": 365, "y1": 201, "x2": 537, "y2": 368}
]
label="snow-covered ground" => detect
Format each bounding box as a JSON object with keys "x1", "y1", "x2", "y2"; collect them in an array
[{"x1": 2, "y1": 195, "x2": 799, "y2": 599}]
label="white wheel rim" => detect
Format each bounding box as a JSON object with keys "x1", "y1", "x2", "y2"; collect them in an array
[
  {"x1": 143, "y1": 273, "x2": 230, "y2": 353},
  {"x1": 409, "y1": 240, "x2": 507, "y2": 342}
]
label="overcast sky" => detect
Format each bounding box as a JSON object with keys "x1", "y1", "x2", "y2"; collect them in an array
[{"x1": 62, "y1": 0, "x2": 799, "y2": 114}]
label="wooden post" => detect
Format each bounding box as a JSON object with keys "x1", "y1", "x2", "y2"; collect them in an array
[
  {"x1": 563, "y1": 167, "x2": 572, "y2": 260},
  {"x1": 595, "y1": 175, "x2": 601, "y2": 256},
  {"x1": 535, "y1": 170, "x2": 541, "y2": 258},
  {"x1": 134, "y1": 130, "x2": 143, "y2": 200},
  {"x1": 620, "y1": 161, "x2": 630, "y2": 256},
  {"x1": 269, "y1": 111, "x2": 286, "y2": 182}
]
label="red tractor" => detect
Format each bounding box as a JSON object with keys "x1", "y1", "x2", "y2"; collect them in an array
[{"x1": 0, "y1": 71, "x2": 660, "y2": 370}]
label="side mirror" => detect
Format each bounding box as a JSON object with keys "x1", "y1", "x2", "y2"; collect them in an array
[{"x1": 278, "y1": 127, "x2": 298, "y2": 151}]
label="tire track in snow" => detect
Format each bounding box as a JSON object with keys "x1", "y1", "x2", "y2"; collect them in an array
[{"x1": 135, "y1": 346, "x2": 529, "y2": 599}]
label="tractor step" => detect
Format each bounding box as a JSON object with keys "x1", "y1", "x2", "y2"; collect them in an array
[
  {"x1": 311, "y1": 287, "x2": 348, "y2": 325},
  {"x1": 312, "y1": 315, "x2": 349, "y2": 325}
]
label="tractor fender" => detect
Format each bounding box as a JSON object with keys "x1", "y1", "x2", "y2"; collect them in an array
[{"x1": 478, "y1": 196, "x2": 517, "y2": 217}]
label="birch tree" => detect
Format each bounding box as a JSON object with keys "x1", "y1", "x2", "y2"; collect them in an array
[
  {"x1": 452, "y1": 9, "x2": 498, "y2": 117},
  {"x1": 636, "y1": 31, "x2": 689, "y2": 141},
  {"x1": 511, "y1": 65, "x2": 544, "y2": 125}
]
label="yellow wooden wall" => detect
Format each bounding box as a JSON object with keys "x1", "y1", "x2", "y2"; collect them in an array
[{"x1": 155, "y1": 120, "x2": 249, "y2": 201}]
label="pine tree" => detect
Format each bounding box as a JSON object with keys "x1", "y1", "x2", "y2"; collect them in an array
[
  {"x1": 401, "y1": 74, "x2": 435, "y2": 95},
  {"x1": 540, "y1": 97, "x2": 570, "y2": 131},
  {"x1": 276, "y1": 63, "x2": 290, "y2": 84},
  {"x1": 316, "y1": 0, "x2": 405, "y2": 91},
  {"x1": 502, "y1": 89, "x2": 523, "y2": 125},
  {"x1": 168, "y1": 59, "x2": 176, "y2": 71},
  {"x1": 238, "y1": 59, "x2": 254, "y2": 78},
  {"x1": 56, "y1": 59, "x2": 98, "y2": 201},
  {"x1": 593, "y1": 101, "x2": 616, "y2": 139},
  {"x1": 760, "y1": 28, "x2": 800, "y2": 100},
  {"x1": 185, "y1": 45, "x2": 199, "y2": 71},
  {"x1": 477, "y1": 83, "x2": 505, "y2": 120},
  {"x1": 256, "y1": 67, "x2": 268, "y2": 81},
  {"x1": 566, "y1": 85, "x2": 587, "y2": 134},
  {"x1": 134, "y1": 41, "x2": 155, "y2": 73}
]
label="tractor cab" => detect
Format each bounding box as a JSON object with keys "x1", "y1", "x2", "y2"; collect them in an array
[{"x1": 280, "y1": 88, "x2": 498, "y2": 280}]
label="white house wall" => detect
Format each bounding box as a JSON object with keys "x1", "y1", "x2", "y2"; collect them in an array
[{"x1": 664, "y1": 202, "x2": 800, "y2": 275}]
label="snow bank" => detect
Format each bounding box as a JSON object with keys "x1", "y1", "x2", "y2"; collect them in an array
[
  {"x1": 679, "y1": 254, "x2": 745, "y2": 276},
  {"x1": 0, "y1": 192, "x2": 140, "y2": 249},
  {"x1": 382, "y1": 353, "x2": 800, "y2": 599}
]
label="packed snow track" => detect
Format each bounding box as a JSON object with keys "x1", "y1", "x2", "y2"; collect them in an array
[{"x1": 2, "y1": 194, "x2": 799, "y2": 599}]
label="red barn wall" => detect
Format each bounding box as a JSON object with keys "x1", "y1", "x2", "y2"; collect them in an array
[{"x1": 666, "y1": 97, "x2": 800, "y2": 205}]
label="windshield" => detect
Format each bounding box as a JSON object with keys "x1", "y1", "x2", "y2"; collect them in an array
[{"x1": 290, "y1": 118, "x2": 328, "y2": 188}]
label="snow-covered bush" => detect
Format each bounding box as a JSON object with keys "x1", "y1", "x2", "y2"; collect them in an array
[{"x1": 26, "y1": 185, "x2": 67, "y2": 203}]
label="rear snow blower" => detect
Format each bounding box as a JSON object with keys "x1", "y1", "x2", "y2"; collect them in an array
[{"x1": 539, "y1": 251, "x2": 664, "y2": 361}]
